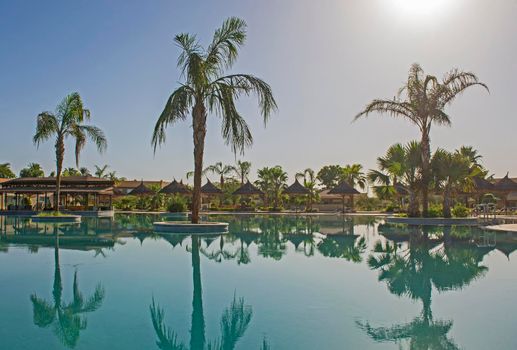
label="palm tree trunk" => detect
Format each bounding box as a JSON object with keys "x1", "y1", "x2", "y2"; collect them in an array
[
  {"x1": 443, "y1": 187, "x2": 452, "y2": 218},
  {"x1": 408, "y1": 189, "x2": 420, "y2": 217},
  {"x1": 420, "y1": 130, "x2": 431, "y2": 217},
  {"x1": 190, "y1": 236, "x2": 205, "y2": 350},
  {"x1": 53, "y1": 226, "x2": 62, "y2": 305},
  {"x1": 54, "y1": 137, "x2": 64, "y2": 212},
  {"x1": 191, "y1": 102, "x2": 207, "y2": 224}
]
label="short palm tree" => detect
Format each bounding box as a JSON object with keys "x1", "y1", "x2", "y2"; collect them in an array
[
  {"x1": 431, "y1": 149, "x2": 476, "y2": 217},
  {"x1": 19, "y1": 163, "x2": 45, "y2": 178},
  {"x1": 342, "y1": 164, "x2": 367, "y2": 191},
  {"x1": 368, "y1": 141, "x2": 422, "y2": 217},
  {"x1": 256, "y1": 166, "x2": 287, "y2": 209},
  {"x1": 355, "y1": 63, "x2": 488, "y2": 216},
  {"x1": 94, "y1": 164, "x2": 109, "y2": 178},
  {"x1": 0, "y1": 163, "x2": 16, "y2": 178},
  {"x1": 231, "y1": 160, "x2": 252, "y2": 184},
  {"x1": 79, "y1": 167, "x2": 91, "y2": 176},
  {"x1": 62, "y1": 167, "x2": 81, "y2": 177},
  {"x1": 152, "y1": 17, "x2": 277, "y2": 223},
  {"x1": 33, "y1": 93, "x2": 107, "y2": 210},
  {"x1": 295, "y1": 168, "x2": 319, "y2": 211}
]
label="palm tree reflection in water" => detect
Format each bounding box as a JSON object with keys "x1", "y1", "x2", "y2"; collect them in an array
[
  {"x1": 30, "y1": 225, "x2": 105, "y2": 348},
  {"x1": 150, "y1": 236, "x2": 269, "y2": 350},
  {"x1": 357, "y1": 226, "x2": 488, "y2": 349}
]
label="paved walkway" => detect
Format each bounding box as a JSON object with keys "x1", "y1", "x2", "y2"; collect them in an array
[{"x1": 485, "y1": 224, "x2": 517, "y2": 233}]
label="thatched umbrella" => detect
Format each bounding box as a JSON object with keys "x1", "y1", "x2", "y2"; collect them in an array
[
  {"x1": 159, "y1": 179, "x2": 190, "y2": 195},
  {"x1": 233, "y1": 181, "x2": 263, "y2": 196},
  {"x1": 328, "y1": 181, "x2": 360, "y2": 213},
  {"x1": 494, "y1": 173, "x2": 517, "y2": 209},
  {"x1": 201, "y1": 179, "x2": 222, "y2": 210},
  {"x1": 201, "y1": 179, "x2": 223, "y2": 195},
  {"x1": 128, "y1": 181, "x2": 154, "y2": 196},
  {"x1": 233, "y1": 181, "x2": 263, "y2": 209},
  {"x1": 284, "y1": 179, "x2": 310, "y2": 212}
]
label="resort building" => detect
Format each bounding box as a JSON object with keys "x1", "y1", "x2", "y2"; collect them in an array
[{"x1": 0, "y1": 176, "x2": 115, "y2": 214}]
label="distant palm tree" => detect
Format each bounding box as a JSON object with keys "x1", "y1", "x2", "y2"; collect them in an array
[
  {"x1": 152, "y1": 17, "x2": 277, "y2": 223},
  {"x1": 342, "y1": 164, "x2": 367, "y2": 191},
  {"x1": 33, "y1": 93, "x2": 107, "y2": 210},
  {"x1": 256, "y1": 166, "x2": 287, "y2": 209},
  {"x1": 231, "y1": 160, "x2": 252, "y2": 184},
  {"x1": 19, "y1": 163, "x2": 45, "y2": 178},
  {"x1": 204, "y1": 162, "x2": 234, "y2": 187},
  {"x1": 94, "y1": 164, "x2": 109, "y2": 178},
  {"x1": 79, "y1": 167, "x2": 91, "y2": 176},
  {"x1": 431, "y1": 149, "x2": 475, "y2": 217},
  {"x1": 0, "y1": 163, "x2": 16, "y2": 178},
  {"x1": 368, "y1": 142, "x2": 422, "y2": 217},
  {"x1": 355, "y1": 63, "x2": 488, "y2": 217},
  {"x1": 296, "y1": 168, "x2": 319, "y2": 211},
  {"x1": 62, "y1": 167, "x2": 81, "y2": 177}
]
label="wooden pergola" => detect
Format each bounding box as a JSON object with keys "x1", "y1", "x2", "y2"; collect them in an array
[{"x1": 0, "y1": 176, "x2": 114, "y2": 212}]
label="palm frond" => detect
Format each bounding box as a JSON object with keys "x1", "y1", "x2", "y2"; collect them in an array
[
  {"x1": 80, "y1": 125, "x2": 108, "y2": 153},
  {"x1": 152, "y1": 85, "x2": 193, "y2": 152},
  {"x1": 354, "y1": 99, "x2": 418, "y2": 125},
  {"x1": 206, "y1": 17, "x2": 247, "y2": 74},
  {"x1": 211, "y1": 74, "x2": 277, "y2": 124},
  {"x1": 33, "y1": 112, "x2": 59, "y2": 146}
]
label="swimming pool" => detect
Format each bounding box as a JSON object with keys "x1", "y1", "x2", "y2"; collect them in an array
[{"x1": 0, "y1": 214, "x2": 516, "y2": 349}]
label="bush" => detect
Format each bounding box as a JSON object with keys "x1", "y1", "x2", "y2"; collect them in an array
[
  {"x1": 167, "y1": 195, "x2": 187, "y2": 213},
  {"x1": 427, "y1": 203, "x2": 442, "y2": 218},
  {"x1": 113, "y1": 196, "x2": 137, "y2": 211},
  {"x1": 452, "y1": 203, "x2": 469, "y2": 218}
]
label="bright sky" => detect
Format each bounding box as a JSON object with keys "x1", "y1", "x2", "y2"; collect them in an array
[{"x1": 1, "y1": 0, "x2": 515, "y2": 182}]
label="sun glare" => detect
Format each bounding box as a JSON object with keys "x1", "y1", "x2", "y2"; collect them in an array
[{"x1": 390, "y1": 0, "x2": 450, "y2": 18}]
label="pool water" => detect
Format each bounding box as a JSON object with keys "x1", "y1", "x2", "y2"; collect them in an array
[{"x1": 0, "y1": 214, "x2": 516, "y2": 350}]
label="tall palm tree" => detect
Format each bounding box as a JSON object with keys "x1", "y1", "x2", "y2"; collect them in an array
[
  {"x1": 33, "y1": 93, "x2": 107, "y2": 211},
  {"x1": 355, "y1": 63, "x2": 488, "y2": 216},
  {"x1": 204, "y1": 162, "x2": 234, "y2": 187},
  {"x1": 94, "y1": 164, "x2": 109, "y2": 178},
  {"x1": 152, "y1": 17, "x2": 277, "y2": 224},
  {"x1": 0, "y1": 163, "x2": 16, "y2": 178},
  {"x1": 231, "y1": 160, "x2": 252, "y2": 184}
]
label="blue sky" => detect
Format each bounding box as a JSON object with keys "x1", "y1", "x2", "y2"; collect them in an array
[{"x1": 1, "y1": 0, "x2": 515, "y2": 182}]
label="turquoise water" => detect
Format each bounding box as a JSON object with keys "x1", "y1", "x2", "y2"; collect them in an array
[{"x1": 0, "y1": 214, "x2": 516, "y2": 350}]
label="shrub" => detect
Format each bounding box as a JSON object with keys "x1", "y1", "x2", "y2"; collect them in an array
[
  {"x1": 452, "y1": 203, "x2": 469, "y2": 218},
  {"x1": 113, "y1": 196, "x2": 137, "y2": 211},
  {"x1": 427, "y1": 203, "x2": 442, "y2": 218},
  {"x1": 167, "y1": 195, "x2": 187, "y2": 213}
]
